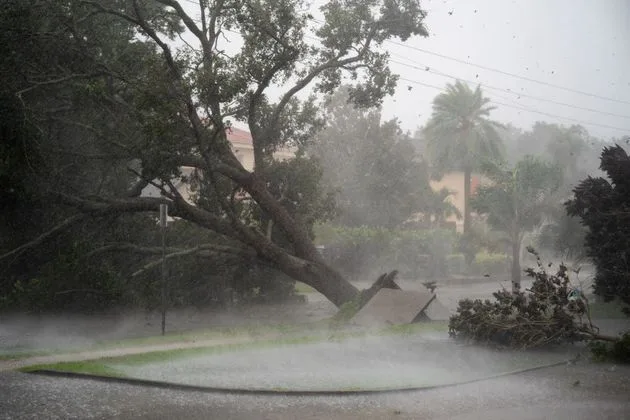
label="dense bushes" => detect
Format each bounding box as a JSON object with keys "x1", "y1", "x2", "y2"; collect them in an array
[
  {"x1": 449, "y1": 248, "x2": 618, "y2": 349},
  {"x1": 566, "y1": 144, "x2": 630, "y2": 315},
  {"x1": 471, "y1": 252, "x2": 511, "y2": 276},
  {"x1": 1, "y1": 217, "x2": 298, "y2": 313},
  {"x1": 316, "y1": 224, "x2": 512, "y2": 280},
  {"x1": 589, "y1": 333, "x2": 630, "y2": 363},
  {"x1": 446, "y1": 254, "x2": 466, "y2": 275},
  {"x1": 447, "y1": 252, "x2": 510, "y2": 276},
  {"x1": 315, "y1": 225, "x2": 458, "y2": 280}
]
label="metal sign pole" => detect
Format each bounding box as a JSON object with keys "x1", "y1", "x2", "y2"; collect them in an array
[{"x1": 159, "y1": 203, "x2": 168, "y2": 336}]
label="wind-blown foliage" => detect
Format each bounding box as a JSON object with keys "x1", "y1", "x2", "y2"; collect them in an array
[
  {"x1": 504, "y1": 123, "x2": 604, "y2": 261},
  {"x1": 423, "y1": 81, "x2": 504, "y2": 178},
  {"x1": 423, "y1": 187, "x2": 462, "y2": 228},
  {"x1": 449, "y1": 248, "x2": 606, "y2": 349},
  {"x1": 566, "y1": 145, "x2": 630, "y2": 315},
  {"x1": 472, "y1": 156, "x2": 562, "y2": 292},
  {"x1": 0, "y1": 0, "x2": 430, "y2": 308},
  {"x1": 423, "y1": 81, "x2": 504, "y2": 263},
  {"x1": 310, "y1": 87, "x2": 433, "y2": 229}
]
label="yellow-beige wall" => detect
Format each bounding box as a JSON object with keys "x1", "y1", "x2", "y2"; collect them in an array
[{"x1": 429, "y1": 172, "x2": 488, "y2": 232}]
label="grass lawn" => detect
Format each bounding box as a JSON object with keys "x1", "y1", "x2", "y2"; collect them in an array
[
  {"x1": 20, "y1": 361, "x2": 123, "y2": 377},
  {"x1": 18, "y1": 321, "x2": 449, "y2": 376},
  {"x1": 0, "y1": 349, "x2": 51, "y2": 361},
  {"x1": 294, "y1": 282, "x2": 317, "y2": 294},
  {"x1": 0, "y1": 319, "x2": 332, "y2": 361}
]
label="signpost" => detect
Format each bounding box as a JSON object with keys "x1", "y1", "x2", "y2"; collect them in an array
[{"x1": 159, "y1": 203, "x2": 168, "y2": 335}]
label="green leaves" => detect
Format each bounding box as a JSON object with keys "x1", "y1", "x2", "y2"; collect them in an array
[
  {"x1": 473, "y1": 156, "x2": 562, "y2": 232},
  {"x1": 566, "y1": 145, "x2": 630, "y2": 313},
  {"x1": 449, "y1": 252, "x2": 590, "y2": 349},
  {"x1": 310, "y1": 87, "x2": 431, "y2": 229},
  {"x1": 423, "y1": 81, "x2": 504, "y2": 174},
  {"x1": 378, "y1": 0, "x2": 428, "y2": 41},
  {"x1": 314, "y1": 0, "x2": 427, "y2": 108}
]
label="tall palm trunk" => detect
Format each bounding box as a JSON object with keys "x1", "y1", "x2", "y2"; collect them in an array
[
  {"x1": 511, "y1": 232, "x2": 522, "y2": 294},
  {"x1": 463, "y1": 167, "x2": 472, "y2": 234},
  {"x1": 462, "y1": 166, "x2": 475, "y2": 265},
  {"x1": 511, "y1": 188, "x2": 522, "y2": 294}
]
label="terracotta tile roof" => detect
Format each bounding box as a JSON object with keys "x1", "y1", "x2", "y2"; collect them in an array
[{"x1": 226, "y1": 127, "x2": 252, "y2": 146}]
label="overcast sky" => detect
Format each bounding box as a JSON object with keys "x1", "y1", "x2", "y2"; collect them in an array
[
  {"x1": 179, "y1": 0, "x2": 630, "y2": 140},
  {"x1": 380, "y1": 0, "x2": 630, "y2": 139}
]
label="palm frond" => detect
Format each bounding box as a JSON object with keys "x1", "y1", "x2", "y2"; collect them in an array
[{"x1": 422, "y1": 80, "x2": 504, "y2": 173}]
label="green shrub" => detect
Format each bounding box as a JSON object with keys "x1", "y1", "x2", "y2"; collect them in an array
[
  {"x1": 446, "y1": 254, "x2": 466, "y2": 275},
  {"x1": 470, "y1": 252, "x2": 510, "y2": 276},
  {"x1": 314, "y1": 224, "x2": 459, "y2": 280},
  {"x1": 589, "y1": 333, "x2": 630, "y2": 364},
  {"x1": 449, "y1": 252, "x2": 591, "y2": 349}
]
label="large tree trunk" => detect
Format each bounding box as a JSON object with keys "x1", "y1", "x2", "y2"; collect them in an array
[
  {"x1": 55, "y1": 192, "x2": 361, "y2": 308},
  {"x1": 291, "y1": 261, "x2": 360, "y2": 308},
  {"x1": 215, "y1": 171, "x2": 361, "y2": 307},
  {"x1": 248, "y1": 237, "x2": 359, "y2": 307},
  {"x1": 463, "y1": 166, "x2": 474, "y2": 265},
  {"x1": 258, "y1": 239, "x2": 360, "y2": 308}
]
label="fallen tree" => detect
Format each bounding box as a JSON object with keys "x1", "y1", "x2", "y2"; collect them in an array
[
  {"x1": 1, "y1": 0, "x2": 430, "y2": 308},
  {"x1": 449, "y1": 248, "x2": 621, "y2": 349}
]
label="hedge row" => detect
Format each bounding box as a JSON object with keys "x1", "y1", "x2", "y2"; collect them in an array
[{"x1": 315, "y1": 224, "x2": 510, "y2": 280}]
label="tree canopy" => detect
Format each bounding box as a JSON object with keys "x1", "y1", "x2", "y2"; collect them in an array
[
  {"x1": 472, "y1": 156, "x2": 562, "y2": 292},
  {"x1": 423, "y1": 81, "x2": 504, "y2": 178},
  {"x1": 0, "y1": 0, "x2": 430, "y2": 308},
  {"x1": 309, "y1": 87, "x2": 433, "y2": 229},
  {"x1": 422, "y1": 80, "x2": 504, "y2": 263},
  {"x1": 566, "y1": 145, "x2": 630, "y2": 314}
]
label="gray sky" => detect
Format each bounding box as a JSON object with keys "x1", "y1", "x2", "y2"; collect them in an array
[
  {"x1": 381, "y1": 0, "x2": 630, "y2": 139},
  {"x1": 179, "y1": 0, "x2": 630, "y2": 140}
]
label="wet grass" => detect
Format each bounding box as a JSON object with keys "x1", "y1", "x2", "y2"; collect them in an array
[
  {"x1": 20, "y1": 361, "x2": 124, "y2": 377},
  {"x1": 17, "y1": 335, "x2": 330, "y2": 375},
  {"x1": 0, "y1": 349, "x2": 50, "y2": 361},
  {"x1": 17, "y1": 321, "x2": 450, "y2": 375},
  {"x1": 5, "y1": 316, "x2": 449, "y2": 362},
  {"x1": 2, "y1": 319, "x2": 332, "y2": 361},
  {"x1": 382, "y1": 321, "x2": 449, "y2": 335},
  {"x1": 95, "y1": 320, "x2": 327, "y2": 348},
  {"x1": 294, "y1": 282, "x2": 318, "y2": 294}
]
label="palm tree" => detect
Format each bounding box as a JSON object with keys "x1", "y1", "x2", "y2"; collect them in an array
[
  {"x1": 428, "y1": 187, "x2": 462, "y2": 228},
  {"x1": 472, "y1": 156, "x2": 563, "y2": 293},
  {"x1": 423, "y1": 81, "x2": 504, "y2": 241}
]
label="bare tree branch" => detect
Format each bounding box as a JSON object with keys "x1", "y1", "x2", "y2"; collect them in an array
[
  {"x1": 131, "y1": 242, "x2": 257, "y2": 277},
  {"x1": 16, "y1": 73, "x2": 103, "y2": 97},
  {"x1": 87, "y1": 241, "x2": 253, "y2": 259},
  {"x1": 0, "y1": 172, "x2": 155, "y2": 264},
  {"x1": 262, "y1": 27, "x2": 378, "y2": 148},
  {"x1": 153, "y1": 0, "x2": 208, "y2": 52},
  {"x1": 127, "y1": 177, "x2": 151, "y2": 198},
  {"x1": 85, "y1": 242, "x2": 181, "y2": 258},
  {"x1": 0, "y1": 214, "x2": 87, "y2": 263}
]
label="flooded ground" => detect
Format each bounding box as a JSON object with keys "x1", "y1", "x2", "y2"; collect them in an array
[
  {"x1": 119, "y1": 334, "x2": 573, "y2": 391},
  {"x1": 1, "y1": 279, "x2": 629, "y2": 419},
  {"x1": 1, "y1": 278, "x2": 627, "y2": 356},
  {"x1": 2, "y1": 358, "x2": 629, "y2": 419}
]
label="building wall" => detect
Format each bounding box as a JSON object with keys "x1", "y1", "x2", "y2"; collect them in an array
[
  {"x1": 429, "y1": 172, "x2": 487, "y2": 232},
  {"x1": 141, "y1": 128, "x2": 296, "y2": 203},
  {"x1": 142, "y1": 127, "x2": 483, "y2": 232},
  {"x1": 229, "y1": 127, "x2": 295, "y2": 171}
]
